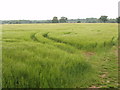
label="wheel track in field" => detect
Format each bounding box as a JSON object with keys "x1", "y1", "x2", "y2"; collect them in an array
[
  {"x1": 43, "y1": 33, "x2": 117, "y2": 49},
  {"x1": 30, "y1": 32, "x2": 46, "y2": 44},
  {"x1": 30, "y1": 32, "x2": 39, "y2": 42},
  {"x1": 42, "y1": 32, "x2": 81, "y2": 50},
  {"x1": 30, "y1": 32, "x2": 79, "y2": 54},
  {"x1": 31, "y1": 32, "x2": 108, "y2": 52}
]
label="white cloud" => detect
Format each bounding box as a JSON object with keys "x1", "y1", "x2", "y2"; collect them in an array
[{"x1": 0, "y1": 0, "x2": 119, "y2": 20}]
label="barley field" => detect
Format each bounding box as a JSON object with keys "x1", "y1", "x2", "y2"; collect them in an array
[{"x1": 2, "y1": 23, "x2": 118, "y2": 88}]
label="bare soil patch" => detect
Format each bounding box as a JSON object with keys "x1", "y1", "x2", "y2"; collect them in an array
[{"x1": 83, "y1": 51, "x2": 96, "y2": 57}]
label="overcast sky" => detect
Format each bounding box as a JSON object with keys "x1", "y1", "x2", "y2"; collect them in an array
[{"x1": 0, "y1": 0, "x2": 119, "y2": 20}]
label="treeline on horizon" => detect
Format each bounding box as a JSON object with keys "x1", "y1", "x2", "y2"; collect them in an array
[{"x1": 1, "y1": 16, "x2": 120, "y2": 24}]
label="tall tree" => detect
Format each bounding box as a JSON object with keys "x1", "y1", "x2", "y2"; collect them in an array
[
  {"x1": 117, "y1": 17, "x2": 120, "y2": 23},
  {"x1": 52, "y1": 16, "x2": 59, "y2": 23},
  {"x1": 99, "y1": 16, "x2": 108, "y2": 23},
  {"x1": 77, "y1": 21, "x2": 81, "y2": 23},
  {"x1": 59, "y1": 17, "x2": 68, "y2": 23}
]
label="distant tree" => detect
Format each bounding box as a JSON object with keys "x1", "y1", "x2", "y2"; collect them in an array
[
  {"x1": 52, "y1": 16, "x2": 59, "y2": 23},
  {"x1": 85, "y1": 18, "x2": 98, "y2": 23},
  {"x1": 77, "y1": 21, "x2": 81, "y2": 23},
  {"x1": 117, "y1": 17, "x2": 120, "y2": 23},
  {"x1": 108, "y1": 19, "x2": 117, "y2": 23},
  {"x1": 59, "y1": 17, "x2": 67, "y2": 23},
  {"x1": 99, "y1": 16, "x2": 108, "y2": 23}
]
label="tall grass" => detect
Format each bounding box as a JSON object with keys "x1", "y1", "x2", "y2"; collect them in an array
[{"x1": 2, "y1": 23, "x2": 118, "y2": 88}]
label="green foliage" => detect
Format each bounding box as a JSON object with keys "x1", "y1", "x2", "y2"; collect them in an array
[
  {"x1": 1, "y1": 17, "x2": 118, "y2": 24},
  {"x1": 99, "y1": 16, "x2": 108, "y2": 23},
  {"x1": 116, "y1": 17, "x2": 120, "y2": 23},
  {"x1": 85, "y1": 18, "x2": 98, "y2": 23},
  {"x1": 52, "y1": 16, "x2": 59, "y2": 23},
  {"x1": 77, "y1": 21, "x2": 81, "y2": 23},
  {"x1": 59, "y1": 17, "x2": 68, "y2": 23}
]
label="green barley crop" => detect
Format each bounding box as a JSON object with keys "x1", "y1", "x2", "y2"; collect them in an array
[{"x1": 2, "y1": 23, "x2": 118, "y2": 88}]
